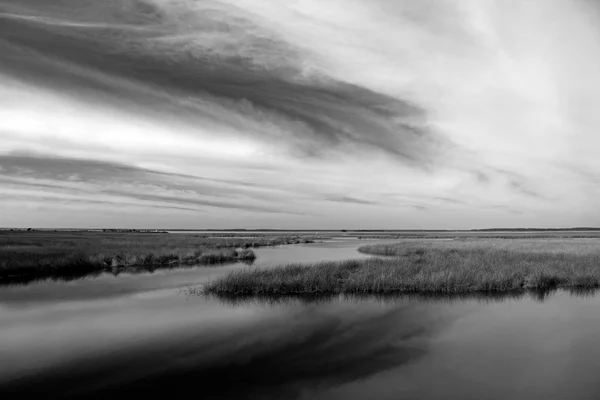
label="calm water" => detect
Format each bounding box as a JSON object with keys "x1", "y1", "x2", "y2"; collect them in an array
[{"x1": 2, "y1": 239, "x2": 600, "y2": 399}]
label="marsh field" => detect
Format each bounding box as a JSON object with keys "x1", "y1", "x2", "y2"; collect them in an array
[
  {"x1": 3, "y1": 230, "x2": 600, "y2": 399},
  {"x1": 207, "y1": 237, "x2": 600, "y2": 295},
  {"x1": 0, "y1": 230, "x2": 321, "y2": 284}
]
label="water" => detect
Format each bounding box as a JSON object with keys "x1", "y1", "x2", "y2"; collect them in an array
[
  {"x1": 0, "y1": 239, "x2": 386, "y2": 301},
  {"x1": 2, "y1": 239, "x2": 600, "y2": 399}
]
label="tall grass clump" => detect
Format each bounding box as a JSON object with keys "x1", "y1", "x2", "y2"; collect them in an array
[{"x1": 205, "y1": 244, "x2": 600, "y2": 295}]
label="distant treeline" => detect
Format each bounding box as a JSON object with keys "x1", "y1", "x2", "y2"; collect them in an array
[
  {"x1": 470, "y1": 228, "x2": 600, "y2": 232},
  {"x1": 0, "y1": 228, "x2": 167, "y2": 233},
  {"x1": 168, "y1": 228, "x2": 600, "y2": 232},
  {"x1": 3, "y1": 227, "x2": 600, "y2": 232}
]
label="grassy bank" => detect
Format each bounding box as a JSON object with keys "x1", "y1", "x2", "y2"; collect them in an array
[
  {"x1": 356, "y1": 234, "x2": 600, "y2": 239},
  {"x1": 205, "y1": 239, "x2": 600, "y2": 295},
  {"x1": 0, "y1": 231, "x2": 320, "y2": 281},
  {"x1": 357, "y1": 238, "x2": 600, "y2": 256}
]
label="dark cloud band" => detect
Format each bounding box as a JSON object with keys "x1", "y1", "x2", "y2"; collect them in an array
[{"x1": 0, "y1": 0, "x2": 445, "y2": 165}]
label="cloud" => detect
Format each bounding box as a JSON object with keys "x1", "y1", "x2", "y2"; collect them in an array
[
  {"x1": 0, "y1": 153, "x2": 254, "y2": 190},
  {"x1": 0, "y1": 154, "x2": 303, "y2": 215},
  {"x1": 492, "y1": 169, "x2": 549, "y2": 200},
  {"x1": 1, "y1": 0, "x2": 600, "y2": 228},
  {"x1": 328, "y1": 196, "x2": 378, "y2": 206},
  {"x1": 2, "y1": 193, "x2": 207, "y2": 214},
  {"x1": 508, "y1": 180, "x2": 544, "y2": 200},
  {"x1": 471, "y1": 171, "x2": 491, "y2": 185},
  {"x1": 0, "y1": 0, "x2": 443, "y2": 165}
]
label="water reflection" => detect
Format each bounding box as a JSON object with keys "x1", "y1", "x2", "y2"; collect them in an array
[
  {"x1": 0, "y1": 270, "x2": 106, "y2": 287},
  {"x1": 0, "y1": 260, "x2": 256, "y2": 287},
  {"x1": 1, "y1": 293, "x2": 452, "y2": 399},
  {"x1": 202, "y1": 289, "x2": 591, "y2": 308},
  {"x1": 3, "y1": 288, "x2": 600, "y2": 399},
  {"x1": 565, "y1": 287, "x2": 599, "y2": 299}
]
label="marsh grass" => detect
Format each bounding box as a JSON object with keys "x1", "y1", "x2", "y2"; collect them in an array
[
  {"x1": 0, "y1": 246, "x2": 256, "y2": 278},
  {"x1": 358, "y1": 239, "x2": 600, "y2": 256},
  {"x1": 356, "y1": 234, "x2": 600, "y2": 239},
  {"x1": 205, "y1": 239, "x2": 600, "y2": 295},
  {"x1": 195, "y1": 291, "x2": 527, "y2": 308},
  {"x1": 0, "y1": 231, "x2": 310, "y2": 280}
]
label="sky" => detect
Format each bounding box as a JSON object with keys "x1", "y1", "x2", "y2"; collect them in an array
[{"x1": 1, "y1": 0, "x2": 600, "y2": 229}]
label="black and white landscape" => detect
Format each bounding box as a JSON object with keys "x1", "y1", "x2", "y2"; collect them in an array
[{"x1": 2, "y1": 1, "x2": 600, "y2": 399}]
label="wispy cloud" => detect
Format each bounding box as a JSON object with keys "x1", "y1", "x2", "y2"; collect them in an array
[
  {"x1": 0, "y1": 154, "x2": 305, "y2": 215},
  {"x1": 327, "y1": 196, "x2": 378, "y2": 206},
  {"x1": 1, "y1": 0, "x2": 600, "y2": 228},
  {"x1": 0, "y1": 1, "x2": 443, "y2": 164}
]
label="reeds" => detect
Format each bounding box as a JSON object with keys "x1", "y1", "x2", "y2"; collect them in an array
[
  {"x1": 0, "y1": 231, "x2": 272, "y2": 279},
  {"x1": 205, "y1": 244, "x2": 600, "y2": 295},
  {"x1": 0, "y1": 246, "x2": 257, "y2": 278}
]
